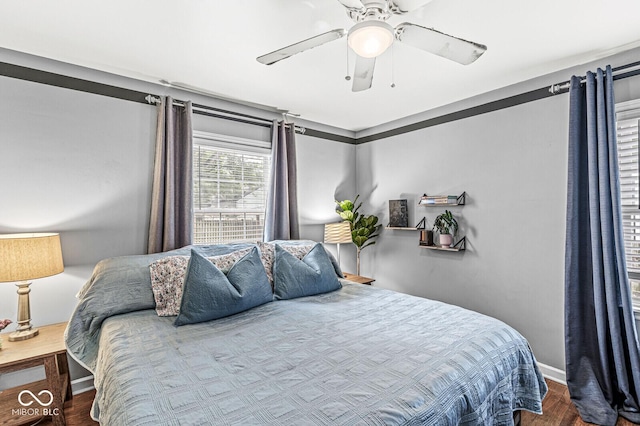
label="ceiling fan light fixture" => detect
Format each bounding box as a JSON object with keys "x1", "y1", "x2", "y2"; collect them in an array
[{"x1": 348, "y1": 21, "x2": 394, "y2": 58}]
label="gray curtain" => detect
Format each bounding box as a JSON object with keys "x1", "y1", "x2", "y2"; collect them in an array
[
  {"x1": 264, "y1": 120, "x2": 299, "y2": 241},
  {"x1": 147, "y1": 96, "x2": 193, "y2": 253},
  {"x1": 565, "y1": 66, "x2": 640, "y2": 425}
]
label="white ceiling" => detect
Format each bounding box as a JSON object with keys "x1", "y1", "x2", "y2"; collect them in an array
[{"x1": 1, "y1": 0, "x2": 640, "y2": 132}]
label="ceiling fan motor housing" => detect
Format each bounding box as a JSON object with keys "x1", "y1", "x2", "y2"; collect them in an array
[
  {"x1": 361, "y1": 0, "x2": 387, "y2": 10},
  {"x1": 349, "y1": 1, "x2": 391, "y2": 22}
]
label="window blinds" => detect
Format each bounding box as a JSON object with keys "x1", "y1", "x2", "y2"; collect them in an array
[
  {"x1": 616, "y1": 100, "x2": 640, "y2": 304},
  {"x1": 193, "y1": 133, "x2": 270, "y2": 244}
]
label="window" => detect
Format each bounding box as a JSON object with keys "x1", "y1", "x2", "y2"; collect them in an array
[
  {"x1": 192, "y1": 132, "x2": 270, "y2": 244},
  {"x1": 616, "y1": 100, "x2": 640, "y2": 307}
]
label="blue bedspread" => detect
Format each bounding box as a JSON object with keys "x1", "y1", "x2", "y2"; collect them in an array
[{"x1": 66, "y1": 246, "x2": 547, "y2": 425}]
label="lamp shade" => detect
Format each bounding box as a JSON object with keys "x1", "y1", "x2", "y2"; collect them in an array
[
  {"x1": 0, "y1": 233, "x2": 64, "y2": 282},
  {"x1": 324, "y1": 222, "x2": 352, "y2": 244}
]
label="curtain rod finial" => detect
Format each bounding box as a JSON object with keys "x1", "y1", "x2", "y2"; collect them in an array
[
  {"x1": 549, "y1": 82, "x2": 571, "y2": 95},
  {"x1": 145, "y1": 95, "x2": 160, "y2": 104}
]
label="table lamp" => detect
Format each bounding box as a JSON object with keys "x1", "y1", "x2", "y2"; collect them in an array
[
  {"x1": 323, "y1": 222, "x2": 352, "y2": 266},
  {"x1": 0, "y1": 233, "x2": 64, "y2": 341}
]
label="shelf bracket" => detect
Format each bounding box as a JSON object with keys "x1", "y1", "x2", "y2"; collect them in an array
[
  {"x1": 452, "y1": 236, "x2": 466, "y2": 250},
  {"x1": 415, "y1": 217, "x2": 426, "y2": 229}
]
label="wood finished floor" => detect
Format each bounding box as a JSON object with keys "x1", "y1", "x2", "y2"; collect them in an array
[
  {"x1": 521, "y1": 379, "x2": 637, "y2": 425},
  {"x1": 38, "y1": 389, "x2": 97, "y2": 426},
  {"x1": 37, "y1": 379, "x2": 638, "y2": 425}
]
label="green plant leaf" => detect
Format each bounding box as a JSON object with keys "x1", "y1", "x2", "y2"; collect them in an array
[
  {"x1": 337, "y1": 200, "x2": 354, "y2": 212},
  {"x1": 339, "y1": 211, "x2": 354, "y2": 222},
  {"x1": 336, "y1": 194, "x2": 380, "y2": 250}
]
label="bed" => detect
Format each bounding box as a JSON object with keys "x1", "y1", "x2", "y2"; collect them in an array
[{"x1": 66, "y1": 241, "x2": 547, "y2": 425}]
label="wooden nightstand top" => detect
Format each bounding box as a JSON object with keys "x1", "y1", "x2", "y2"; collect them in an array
[
  {"x1": 343, "y1": 273, "x2": 375, "y2": 285},
  {"x1": 0, "y1": 322, "x2": 67, "y2": 368}
]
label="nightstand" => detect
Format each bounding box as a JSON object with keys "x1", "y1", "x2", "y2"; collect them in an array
[
  {"x1": 343, "y1": 272, "x2": 375, "y2": 285},
  {"x1": 0, "y1": 322, "x2": 72, "y2": 426}
]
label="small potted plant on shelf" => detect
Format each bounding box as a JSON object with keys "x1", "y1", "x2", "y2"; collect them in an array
[{"x1": 432, "y1": 210, "x2": 458, "y2": 247}]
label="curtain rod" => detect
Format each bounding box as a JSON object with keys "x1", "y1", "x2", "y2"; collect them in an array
[
  {"x1": 144, "y1": 95, "x2": 306, "y2": 134},
  {"x1": 548, "y1": 60, "x2": 640, "y2": 95}
]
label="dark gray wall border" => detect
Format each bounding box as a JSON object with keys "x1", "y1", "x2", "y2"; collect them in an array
[
  {"x1": 303, "y1": 128, "x2": 356, "y2": 144},
  {"x1": 356, "y1": 87, "x2": 554, "y2": 144},
  {"x1": 4, "y1": 60, "x2": 638, "y2": 146},
  {"x1": 357, "y1": 60, "x2": 640, "y2": 144},
  {"x1": 0, "y1": 61, "x2": 357, "y2": 145},
  {"x1": 0, "y1": 61, "x2": 150, "y2": 103},
  {"x1": 0, "y1": 60, "x2": 559, "y2": 145}
]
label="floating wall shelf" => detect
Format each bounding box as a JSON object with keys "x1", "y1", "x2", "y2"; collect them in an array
[
  {"x1": 385, "y1": 217, "x2": 426, "y2": 231},
  {"x1": 419, "y1": 236, "x2": 466, "y2": 252},
  {"x1": 418, "y1": 192, "x2": 466, "y2": 206}
]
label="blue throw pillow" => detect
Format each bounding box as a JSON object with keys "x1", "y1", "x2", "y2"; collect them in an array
[
  {"x1": 175, "y1": 247, "x2": 272, "y2": 326},
  {"x1": 273, "y1": 243, "x2": 342, "y2": 300}
]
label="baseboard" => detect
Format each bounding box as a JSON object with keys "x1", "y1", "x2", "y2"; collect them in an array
[
  {"x1": 537, "y1": 362, "x2": 566, "y2": 385},
  {"x1": 71, "y1": 375, "x2": 94, "y2": 395}
]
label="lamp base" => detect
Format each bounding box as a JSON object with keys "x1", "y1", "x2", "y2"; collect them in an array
[
  {"x1": 10, "y1": 281, "x2": 39, "y2": 341},
  {"x1": 8, "y1": 327, "x2": 39, "y2": 342}
]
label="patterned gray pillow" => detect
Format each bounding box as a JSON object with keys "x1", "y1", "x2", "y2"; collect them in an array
[
  {"x1": 257, "y1": 242, "x2": 315, "y2": 287},
  {"x1": 150, "y1": 248, "x2": 252, "y2": 316}
]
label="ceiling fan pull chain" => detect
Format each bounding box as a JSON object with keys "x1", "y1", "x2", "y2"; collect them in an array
[
  {"x1": 391, "y1": 43, "x2": 396, "y2": 88},
  {"x1": 345, "y1": 41, "x2": 352, "y2": 81}
]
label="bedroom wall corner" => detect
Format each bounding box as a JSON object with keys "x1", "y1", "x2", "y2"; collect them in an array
[{"x1": 296, "y1": 134, "x2": 358, "y2": 273}]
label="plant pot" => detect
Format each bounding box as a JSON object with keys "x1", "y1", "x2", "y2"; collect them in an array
[{"x1": 439, "y1": 234, "x2": 453, "y2": 247}]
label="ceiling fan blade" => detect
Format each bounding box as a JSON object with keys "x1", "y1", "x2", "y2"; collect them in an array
[
  {"x1": 395, "y1": 23, "x2": 487, "y2": 65},
  {"x1": 352, "y1": 55, "x2": 376, "y2": 92},
  {"x1": 388, "y1": 0, "x2": 434, "y2": 14},
  {"x1": 257, "y1": 29, "x2": 345, "y2": 65},
  {"x1": 336, "y1": 0, "x2": 365, "y2": 11}
]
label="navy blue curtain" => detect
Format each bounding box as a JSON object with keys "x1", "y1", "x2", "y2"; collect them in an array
[
  {"x1": 565, "y1": 66, "x2": 640, "y2": 425},
  {"x1": 264, "y1": 120, "x2": 299, "y2": 241}
]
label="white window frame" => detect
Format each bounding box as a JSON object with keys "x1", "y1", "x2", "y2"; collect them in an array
[
  {"x1": 192, "y1": 131, "x2": 271, "y2": 244},
  {"x1": 615, "y1": 99, "x2": 640, "y2": 309}
]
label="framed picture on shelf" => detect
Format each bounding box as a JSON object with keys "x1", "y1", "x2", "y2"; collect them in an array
[{"x1": 388, "y1": 199, "x2": 409, "y2": 228}]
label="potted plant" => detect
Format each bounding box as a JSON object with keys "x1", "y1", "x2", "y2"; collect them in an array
[
  {"x1": 336, "y1": 195, "x2": 381, "y2": 275},
  {"x1": 432, "y1": 210, "x2": 458, "y2": 247}
]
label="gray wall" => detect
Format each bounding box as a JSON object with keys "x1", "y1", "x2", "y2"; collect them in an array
[
  {"x1": 353, "y1": 46, "x2": 640, "y2": 371},
  {"x1": 0, "y1": 75, "x2": 156, "y2": 324},
  {"x1": 0, "y1": 49, "x2": 355, "y2": 387},
  {"x1": 296, "y1": 134, "x2": 357, "y2": 269}
]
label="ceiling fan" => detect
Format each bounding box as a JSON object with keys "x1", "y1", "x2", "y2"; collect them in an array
[{"x1": 256, "y1": 0, "x2": 487, "y2": 92}]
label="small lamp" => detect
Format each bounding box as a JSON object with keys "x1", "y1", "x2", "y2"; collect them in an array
[
  {"x1": 324, "y1": 222, "x2": 352, "y2": 266},
  {"x1": 0, "y1": 233, "x2": 64, "y2": 341}
]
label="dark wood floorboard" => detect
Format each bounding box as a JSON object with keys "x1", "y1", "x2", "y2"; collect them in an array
[
  {"x1": 34, "y1": 380, "x2": 640, "y2": 425},
  {"x1": 38, "y1": 389, "x2": 98, "y2": 426},
  {"x1": 522, "y1": 379, "x2": 638, "y2": 425}
]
